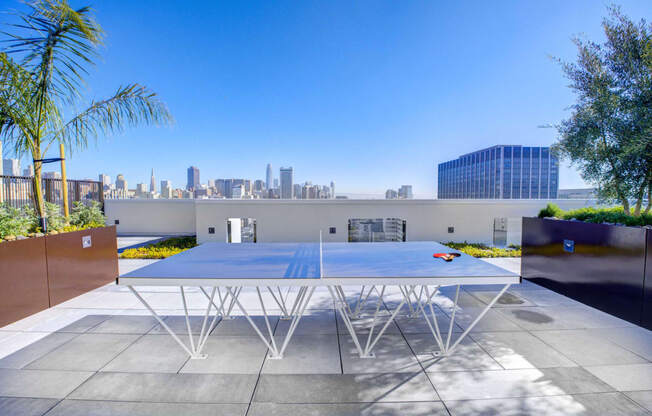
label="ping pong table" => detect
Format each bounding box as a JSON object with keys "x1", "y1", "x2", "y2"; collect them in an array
[{"x1": 118, "y1": 241, "x2": 520, "y2": 361}]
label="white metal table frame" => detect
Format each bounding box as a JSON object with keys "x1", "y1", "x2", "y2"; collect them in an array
[{"x1": 120, "y1": 274, "x2": 515, "y2": 360}]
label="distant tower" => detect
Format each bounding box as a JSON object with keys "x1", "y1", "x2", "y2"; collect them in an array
[
  {"x1": 266, "y1": 163, "x2": 273, "y2": 190},
  {"x1": 150, "y1": 168, "x2": 156, "y2": 193},
  {"x1": 330, "y1": 181, "x2": 335, "y2": 198},
  {"x1": 279, "y1": 167, "x2": 293, "y2": 199},
  {"x1": 187, "y1": 166, "x2": 200, "y2": 190}
]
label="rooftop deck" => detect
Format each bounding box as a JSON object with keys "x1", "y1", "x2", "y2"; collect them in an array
[{"x1": 1, "y1": 252, "x2": 651, "y2": 415}]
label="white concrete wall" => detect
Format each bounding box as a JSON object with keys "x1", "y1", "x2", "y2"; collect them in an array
[
  {"x1": 193, "y1": 199, "x2": 599, "y2": 245},
  {"x1": 104, "y1": 199, "x2": 196, "y2": 235},
  {"x1": 105, "y1": 198, "x2": 600, "y2": 243}
]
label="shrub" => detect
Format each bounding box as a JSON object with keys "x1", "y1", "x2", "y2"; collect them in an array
[
  {"x1": 538, "y1": 203, "x2": 564, "y2": 219},
  {"x1": 443, "y1": 241, "x2": 521, "y2": 258},
  {"x1": 0, "y1": 204, "x2": 37, "y2": 238},
  {"x1": 69, "y1": 201, "x2": 106, "y2": 228},
  {"x1": 120, "y1": 236, "x2": 197, "y2": 259},
  {"x1": 537, "y1": 204, "x2": 652, "y2": 227},
  {"x1": 44, "y1": 201, "x2": 66, "y2": 231}
]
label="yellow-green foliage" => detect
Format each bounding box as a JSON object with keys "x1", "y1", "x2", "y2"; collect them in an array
[
  {"x1": 443, "y1": 242, "x2": 521, "y2": 258},
  {"x1": 538, "y1": 203, "x2": 652, "y2": 227},
  {"x1": 120, "y1": 236, "x2": 197, "y2": 259}
]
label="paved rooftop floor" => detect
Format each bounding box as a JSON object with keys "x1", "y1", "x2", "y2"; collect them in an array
[{"x1": 1, "y1": 257, "x2": 651, "y2": 415}]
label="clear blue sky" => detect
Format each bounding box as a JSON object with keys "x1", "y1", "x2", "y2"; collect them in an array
[{"x1": 4, "y1": 0, "x2": 651, "y2": 197}]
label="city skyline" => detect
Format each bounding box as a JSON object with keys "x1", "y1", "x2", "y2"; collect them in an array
[{"x1": 2, "y1": 1, "x2": 646, "y2": 196}]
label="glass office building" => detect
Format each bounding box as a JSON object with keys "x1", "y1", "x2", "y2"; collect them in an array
[{"x1": 437, "y1": 145, "x2": 558, "y2": 199}]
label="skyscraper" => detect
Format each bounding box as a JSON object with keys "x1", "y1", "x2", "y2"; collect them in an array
[
  {"x1": 2, "y1": 158, "x2": 20, "y2": 176},
  {"x1": 160, "y1": 180, "x2": 172, "y2": 198},
  {"x1": 150, "y1": 169, "x2": 156, "y2": 193},
  {"x1": 266, "y1": 163, "x2": 273, "y2": 190},
  {"x1": 398, "y1": 185, "x2": 413, "y2": 199},
  {"x1": 330, "y1": 181, "x2": 335, "y2": 198},
  {"x1": 187, "y1": 166, "x2": 200, "y2": 190},
  {"x1": 280, "y1": 167, "x2": 293, "y2": 199},
  {"x1": 116, "y1": 174, "x2": 127, "y2": 192},
  {"x1": 23, "y1": 165, "x2": 34, "y2": 177},
  {"x1": 437, "y1": 145, "x2": 559, "y2": 199},
  {"x1": 99, "y1": 174, "x2": 111, "y2": 188}
]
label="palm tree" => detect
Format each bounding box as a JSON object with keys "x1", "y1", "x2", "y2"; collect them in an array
[{"x1": 0, "y1": 0, "x2": 172, "y2": 229}]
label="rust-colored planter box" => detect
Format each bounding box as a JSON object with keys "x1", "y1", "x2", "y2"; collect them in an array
[
  {"x1": 0, "y1": 236, "x2": 50, "y2": 327},
  {"x1": 46, "y1": 226, "x2": 118, "y2": 306},
  {"x1": 0, "y1": 226, "x2": 118, "y2": 327}
]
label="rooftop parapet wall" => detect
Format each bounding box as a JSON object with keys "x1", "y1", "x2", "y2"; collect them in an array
[{"x1": 106, "y1": 199, "x2": 601, "y2": 244}]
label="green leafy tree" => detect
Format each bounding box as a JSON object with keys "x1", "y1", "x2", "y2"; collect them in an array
[
  {"x1": 553, "y1": 6, "x2": 651, "y2": 215},
  {"x1": 0, "y1": 0, "x2": 172, "y2": 227}
]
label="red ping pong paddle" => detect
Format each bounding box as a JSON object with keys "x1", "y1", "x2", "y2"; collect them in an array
[{"x1": 433, "y1": 253, "x2": 461, "y2": 262}]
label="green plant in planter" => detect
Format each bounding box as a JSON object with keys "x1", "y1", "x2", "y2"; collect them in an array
[
  {"x1": 44, "y1": 202, "x2": 66, "y2": 232},
  {"x1": 0, "y1": 204, "x2": 36, "y2": 239},
  {"x1": 69, "y1": 201, "x2": 106, "y2": 228}
]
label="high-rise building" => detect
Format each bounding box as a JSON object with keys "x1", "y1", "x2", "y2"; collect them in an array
[
  {"x1": 293, "y1": 184, "x2": 303, "y2": 199},
  {"x1": 280, "y1": 167, "x2": 293, "y2": 199},
  {"x1": 136, "y1": 183, "x2": 147, "y2": 197},
  {"x1": 330, "y1": 181, "x2": 335, "y2": 198},
  {"x1": 232, "y1": 184, "x2": 245, "y2": 199},
  {"x1": 99, "y1": 174, "x2": 111, "y2": 188},
  {"x1": 266, "y1": 163, "x2": 273, "y2": 190},
  {"x1": 385, "y1": 189, "x2": 398, "y2": 199},
  {"x1": 150, "y1": 169, "x2": 156, "y2": 193},
  {"x1": 215, "y1": 179, "x2": 226, "y2": 196},
  {"x1": 398, "y1": 185, "x2": 413, "y2": 199},
  {"x1": 2, "y1": 158, "x2": 20, "y2": 176},
  {"x1": 254, "y1": 179, "x2": 265, "y2": 192},
  {"x1": 160, "y1": 180, "x2": 172, "y2": 198},
  {"x1": 273, "y1": 178, "x2": 279, "y2": 188},
  {"x1": 187, "y1": 166, "x2": 200, "y2": 190},
  {"x1": 23, "y1": 165, "x2": 34, "y2": 177},
  {"x1": 43, "y1": 171, "x2": 61, "y2": 179},
  {"x1": 438, "y1": 145, "x2": 559, "y2": 199},
  {"x1": 115, "y1": 174, "x2": 128, "y2": 192}
]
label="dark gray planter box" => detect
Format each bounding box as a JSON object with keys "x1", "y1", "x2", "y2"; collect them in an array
[{"x1": 522, "y1": 217, "x2": 650, "y2": 329}]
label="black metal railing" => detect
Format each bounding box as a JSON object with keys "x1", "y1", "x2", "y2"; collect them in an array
[{"x1": 0, "y1": 175, "x2": 104, "y2": 212}]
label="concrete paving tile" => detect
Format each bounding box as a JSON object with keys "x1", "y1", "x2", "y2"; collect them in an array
[
  {"x1": 254, "y1": 373, "x2": 439, "y2": 403},
  {"x1": 336, "y1": 311, "x2": 401, "y2": 335},
  {"x1": 0, "y1": 332, "x2": 78, "y2": 369},
  {"x1": 89, "y1": 315, "x2": 159, "y2": 334},
  {"x1": 585, "y1": 363, "x2": 652, "y2": 391},
  {"x1": 45, "y1": 399, "x2": 248, "y2": 416},
  {"x1": 180, "y1": 336, "x2": 267, "y2": 374},
  {"x1": 0, "y1": 308, "x2": 72, "y2": 332},
  {"x1": 262, "y1": 335, "x2": 341, "y2": 374},
  {"x1": 340, "y1": 334, "x2": 421, "y2": 374},
  {"x1": 149, "y1": 315, "x2": 221, "y2": 336},
  {"x1": 248, "y1": 402, "x2": 449, "y2": 416},
  {"x1": 443, "y1": 308, "x2": 523, "y2": 332},
  {"x1": 394, "y1": 312, "x2": 463, "y2": 334},
  {"x1": 210, "y1": 315, "x2": 279, "y2": 336},
  {"x1": 101, "y1": 335, "x2": 189, "y2": 373},
  {"x1": 470, "y1": 331, "x2": 577, "y2": 369},
  {"x1": 625, "y1": 391, "x2": 652, "y2": 412},
  {"x1": 500, "y1": 306, "x2": 634, "y2": 331},
  {"x1": 430, "y1": 291, "x2": 487, "y2": 309},
  {"x1": 510, "y1": 288, "x2": 582, "y2": 307},
  {"x1": 446, "y1": 392, "x2": 648, "y2": 416},
  {"x1": 531, "y1": 330, "x2": 648, "y2": 366},
  {"x1": 586, "y1": 327, "x2": 652, "y2": 361},
  {"x1": 0, "y1": 332, "x2": 52, "y2": 360},
  {"x1": 26, "y1": 333, "x2": 139, "y2": 371},
  {"x1": 275, "y1": 310, "x2": 336, "y2": 335},
  {"x1": 54, "y1": 315, "x2": 111, "y2": 333},
  {"x1": 468, "y1": 291, "x2": 536, "y2": 308},
  {"x1": 0, "y1": 369, "x2": 93, "y2": 399},
  {"x1": 480, "y1": 258, "x2": 521, "y2": 275},
  {"x1": 0, "y1": 397, "x2": 59, "y2": 416},
  {"x1": 428, "y1": 367, "x2": 614, "y2": 401},
  {"x1": 68, "y1": 372, "x2": 257, "y2": 403},
  {"x1": 405, "y1": 333, "x2": 502, "y2": 371}
]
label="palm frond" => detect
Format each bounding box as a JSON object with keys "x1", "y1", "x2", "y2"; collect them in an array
[
  {"x1": 53, "y1": 84, "x2": 173, "y2": 151},
  {"x1": 2, "y1": 0, "x2": 103, "y2": 103}
]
